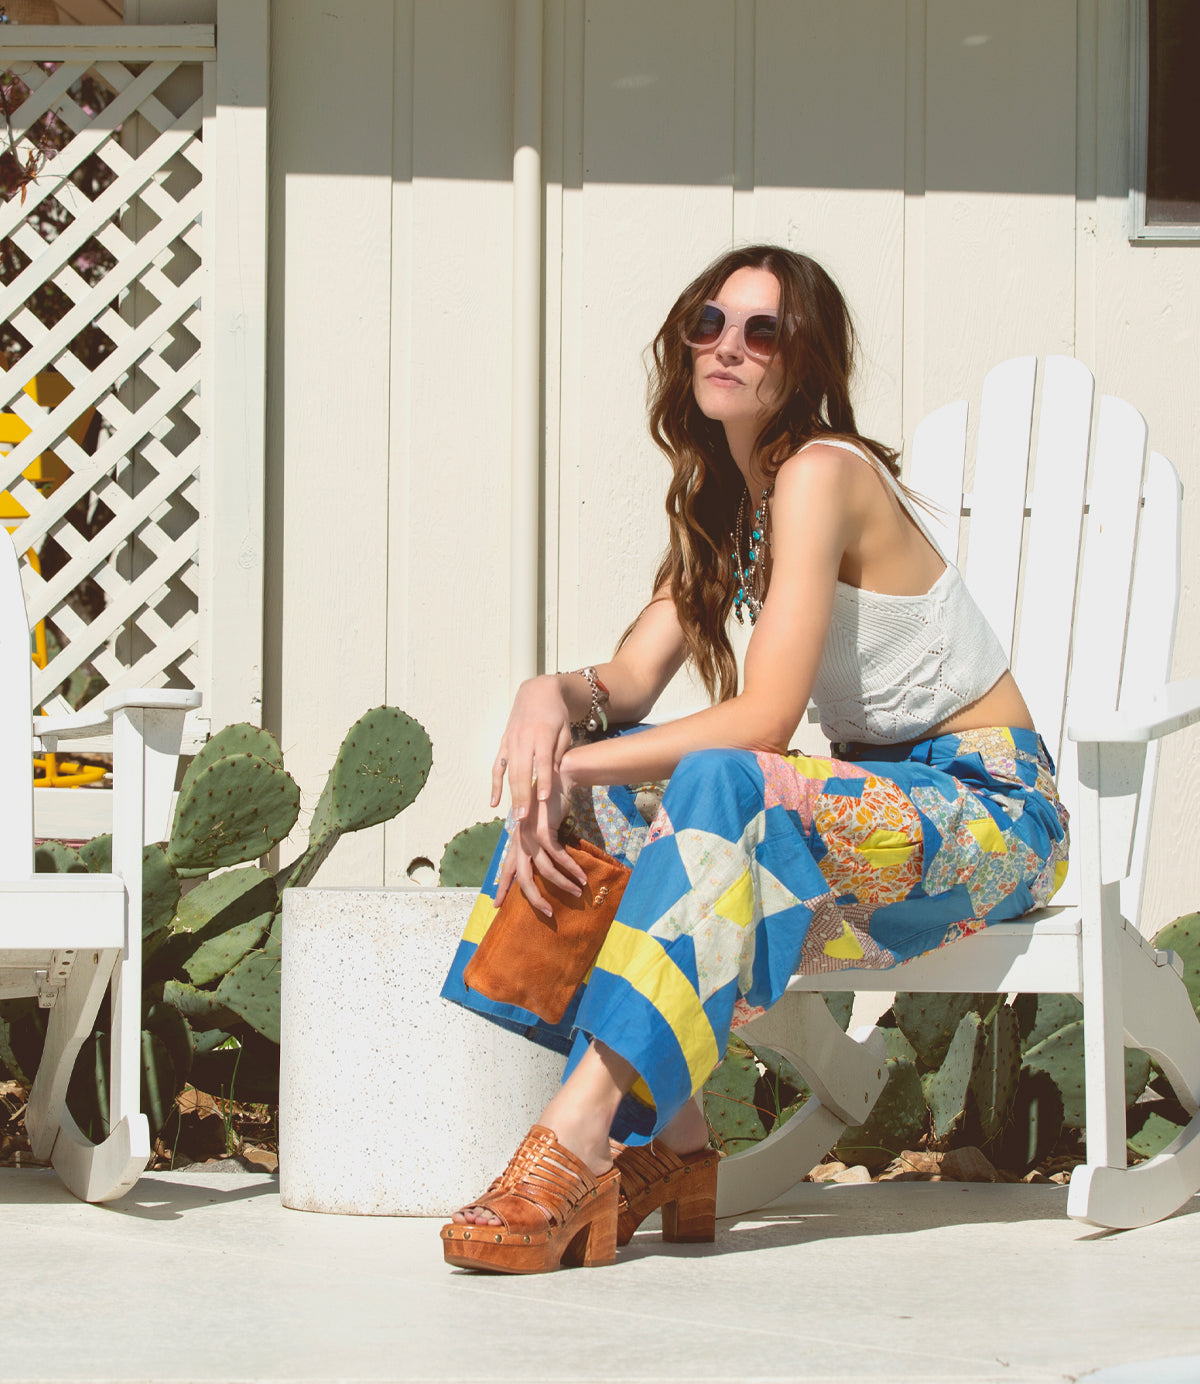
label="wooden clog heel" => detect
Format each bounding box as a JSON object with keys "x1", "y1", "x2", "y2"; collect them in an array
[
  {"x1": 441, "y1": 1125, "x2": 620, "y2": 1274},
  {"x1": 614, "y1": 1142, "x2": 719, "y2": 1245}
]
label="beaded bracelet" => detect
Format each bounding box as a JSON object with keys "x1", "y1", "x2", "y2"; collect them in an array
[{"x1": 566, "y1": 665, "x2": 610, "y2": 736}]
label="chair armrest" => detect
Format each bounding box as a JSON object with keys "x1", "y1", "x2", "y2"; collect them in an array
[
  {"x1": 1067, "y1": 678, "x2": 1200, "y2": 744},
  {"x1": 35, "y1": 690, "x2": 201, "y2": 749}
]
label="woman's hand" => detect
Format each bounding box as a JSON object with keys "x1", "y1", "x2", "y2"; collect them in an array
[
  {"x1": 490, "y1": 674, "x2": 574, "y2": 821},
  {"x1": 495, "y1": 757, "x2": 586, "y2": 916},
  {"x1": 491, "y1": 676, "x2": 587, "y2": 913}
]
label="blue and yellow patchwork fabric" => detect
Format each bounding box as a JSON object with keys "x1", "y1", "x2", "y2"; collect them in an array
[{"x1": 441, "y1": 725, "x2": 1069, "y2": 1143}]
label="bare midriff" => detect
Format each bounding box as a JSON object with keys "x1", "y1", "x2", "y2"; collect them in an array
[{"x1": 927, "y1": 669, "x2": 1035, "y2": 738}]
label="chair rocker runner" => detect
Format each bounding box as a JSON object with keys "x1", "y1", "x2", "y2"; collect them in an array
[
  {"x1": 0, "y1": 530, "x2": 198, "y2": 1202},
  {"x1": 719, "y1": 355, "x2": 1200, "y2": 1231}
]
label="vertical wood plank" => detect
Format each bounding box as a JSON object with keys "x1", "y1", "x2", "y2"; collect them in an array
[
  {"x1": 754, "y1": 0, "x2": 906, "y2": 447},
  {"x1": 918, "y1": 1, "x2": 1078, "y2": 412},
  {"x1": 961, "y1": 355, "x2": 1036, "y2": 654},
  {"x1": 267, "y1": 0, "x2": 395, "y2": 885},
  {"x1": 384, "y1": 0, "x2": 515, "y2": 882},
  {"x1": 558, "y1": 0, "x2": 734, "y2": 711},
  {"x1": 1013, "y1": 355, "x2": 1093, "y2": 762},
  {"x1": 205, "y1": 0, "x2": 268, "y2": 733}
]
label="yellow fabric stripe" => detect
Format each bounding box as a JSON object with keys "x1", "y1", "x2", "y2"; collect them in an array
[
  {"x1": 463, "y1": 893, "x2": 498, "y2": 945},
  {"x1": 594, "y1": 921, "x2": 720, "y2": 1084}
]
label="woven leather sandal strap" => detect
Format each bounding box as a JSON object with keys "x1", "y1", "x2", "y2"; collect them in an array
[
  {"x1": 468, "y1": 1126, "x2": 603, "y2": 1233},
  {"x1": 616, "y1": 1141, "x2": 684, "y2": 1199}
]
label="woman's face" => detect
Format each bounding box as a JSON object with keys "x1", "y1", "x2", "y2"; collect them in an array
[{"x1": 689, "y1": 266, "x2": 787, "y2": 428}]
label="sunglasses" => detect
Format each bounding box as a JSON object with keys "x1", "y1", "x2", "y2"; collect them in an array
[{"x1": 681, "y1": 301, "x2": 782, "y2": 360}]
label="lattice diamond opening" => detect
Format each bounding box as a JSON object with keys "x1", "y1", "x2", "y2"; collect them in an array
[{"x1": 0, "y1": 52, "x2": 205, "y2": 716}]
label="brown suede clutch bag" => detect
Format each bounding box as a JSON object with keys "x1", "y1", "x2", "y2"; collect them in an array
[{"x1": 463, "y1": 837, "x2": 631, "y2": 1024}]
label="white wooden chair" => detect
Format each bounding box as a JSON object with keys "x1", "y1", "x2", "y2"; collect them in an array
[
  {"x1": 721, "y1": 355, "x2": 1200, "y2": 1231},
  {"x1": 1, "y1": 531, "x2": 198, "y2": 1202}
]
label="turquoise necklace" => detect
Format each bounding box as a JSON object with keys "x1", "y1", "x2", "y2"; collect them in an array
[{"x1": 732, "y1": 484, "x2": 772, "y2": 625}]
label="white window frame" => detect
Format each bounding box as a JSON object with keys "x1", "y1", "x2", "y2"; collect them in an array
[{"x1": 1129, "y1": 0, "x2": 1200, "y2": 243}]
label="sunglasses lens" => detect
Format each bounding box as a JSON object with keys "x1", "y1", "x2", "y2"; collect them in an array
[
  {"x1": 744, "y1": 315, "x2": 779, "y2": 355},
  {"x1": 687, "y1": 303, "x2": 726, "y2": 347}
]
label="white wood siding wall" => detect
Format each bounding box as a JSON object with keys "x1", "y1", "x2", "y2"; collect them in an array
[{"x1": 266, "y1": 0, "x2": 1200, "y2": 931}]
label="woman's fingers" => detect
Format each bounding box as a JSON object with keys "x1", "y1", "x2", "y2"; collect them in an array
[
  {"x1": 513, "y1": 850, "x2": 552, "y2": 916},
  {"x1": 490, "y1": 743, "x2": 510, "y2": 809}
]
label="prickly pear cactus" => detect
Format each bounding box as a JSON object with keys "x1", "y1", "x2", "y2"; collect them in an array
[
  {"x1": 213, "y1": 920, "x2": 283, "y2": 1045},
  {"x1": 923, "y1": 1010, "x2": 985, "y2": 1140},
  {"x1": 277, "y1": 707, "x2": 434, "y2": 892},
  {"x1": 893, "y1": 992, "x2": 988, "y2": 1069},
  {"x1": 34, "y1": 841, "x2": 85, "y2": 873},
  {"x1": 167, "y1": 752, "x2": 300, "y2": 875},
  {"x1": 439, "y1": 819, "x2": 504, "y2": 888},
  {"x1": 1153, "y1": 912, "x2": 1200, "y2": 1016},
  {"x1": 835, "y1": 1056, "x2": 927, "y2": 1170},
  {"x1": 316, "y1": 706, "x2": 433, "y2": 835},
  {"x1": 1021, "y1": 1019, "x2": 1150, "y2": 1129},
  {"x1": 970, "y1": 1004, "x2": 1021, "y2": 1143},
  {"x1": 703, "y1": 1038, "x2": 770, "y2": 1153},
  {"x1": 992, "y1": 1068, "x2": 1064, "y2": 1173},
  {"x1": 162, "y1": 979, "x2": 241, "y2": 1034},
  {"x1": 169, "y1": 867, "x2": 277, "y2": 987},
  {"x1": 177, "y1": 723, "x2": 285, "y2": 803}
]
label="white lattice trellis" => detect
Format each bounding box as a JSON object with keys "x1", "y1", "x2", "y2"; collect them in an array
[
  {"x1": 0, "y1": 16, "x2": 269, "y2": 790},
  {"x1": 0, "y1": 17, "x2": 269, "y2": 839},
  {"x1": 0, "y1": 37, "x2": 210, "y2": 722}
]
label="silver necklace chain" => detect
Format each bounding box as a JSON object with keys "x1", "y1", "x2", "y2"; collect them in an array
[{"x1": 731, "y1": 484, "x2": 772, "y2": 625}]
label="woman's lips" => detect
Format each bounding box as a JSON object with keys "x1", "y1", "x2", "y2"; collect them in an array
[{"x1": 706, "y1": 371, "x2": 743, "y2": 386}]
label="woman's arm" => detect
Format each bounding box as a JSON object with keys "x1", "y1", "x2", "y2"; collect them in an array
[
  {"x1": 560, "y1": 448, "x2": 856, "y2": 787},
  {"x1": 492, "y1": 584, "x2": 688, "y2": 911}
]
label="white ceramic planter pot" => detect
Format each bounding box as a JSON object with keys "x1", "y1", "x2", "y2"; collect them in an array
[{"x1": 279, "y1": 887, "x2": 563, "y2": 1216}]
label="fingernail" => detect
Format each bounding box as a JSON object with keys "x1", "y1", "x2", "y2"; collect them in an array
[{"x1": 514, "y1": 807, "x2": 527, "y2": 821}]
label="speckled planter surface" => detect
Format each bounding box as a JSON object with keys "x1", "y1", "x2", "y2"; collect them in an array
[{"x1": 279, "y1": 887, "x2": 563, "y2": 1217}]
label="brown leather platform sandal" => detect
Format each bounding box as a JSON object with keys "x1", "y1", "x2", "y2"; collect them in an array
[
  {"x1": 441, "y1": 1125, "x2": 620, "y2": 1274},
  {"x1": 614, "y1": 1142, "x2": 719, "y2": 1246}
]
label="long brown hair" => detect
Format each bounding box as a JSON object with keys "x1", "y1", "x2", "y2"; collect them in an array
[{"x1": 633, "y1": 244, "x2": 899, "y2": 703}]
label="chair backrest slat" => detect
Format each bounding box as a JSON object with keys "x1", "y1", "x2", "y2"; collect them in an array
[
  {"x1": 963, "y1": 356, "x2": 1038, "y2": 655},
  {"x1": 1119, "y1": 450, "x2": 1183, "y2": 922},
  {"x1": 910, "y1": 360, "x2": 1178, "y2": 919},
  {"x1": 907, "y1": 398, "x2": 968, "y2": 563},
  {"x1": 1012, "y1": 355, "x2": 1094, "y2": 764},
  {"x1": 0, "y1": 533, "x2": 33, "y2": 877}
]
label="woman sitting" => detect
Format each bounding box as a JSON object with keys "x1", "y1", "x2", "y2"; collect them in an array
[{"x1": 440, "y1": 244, "x2": 1070, "y2": 1274}]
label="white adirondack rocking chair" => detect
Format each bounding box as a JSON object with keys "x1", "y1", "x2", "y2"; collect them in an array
[
  {"x1": 721, "y1": 355, "x2": 1200, "y2": 1231},
  {"x1": 0, "y1": 531, "x2": 198, "y2": 1202}
]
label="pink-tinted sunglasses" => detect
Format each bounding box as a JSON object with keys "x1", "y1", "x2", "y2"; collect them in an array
[{"x1": 682, "y1": 301, "x2": 781, "y2": 360}]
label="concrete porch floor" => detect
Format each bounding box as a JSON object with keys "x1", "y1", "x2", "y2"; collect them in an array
[{"x1": 3, "y1": 1169, "x2": 1198, "y2": 1384}]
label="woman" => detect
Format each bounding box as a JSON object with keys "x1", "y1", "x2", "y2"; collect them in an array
[{"x1": 440, "y1": 245, "x2": 1069, "y2": 1274}]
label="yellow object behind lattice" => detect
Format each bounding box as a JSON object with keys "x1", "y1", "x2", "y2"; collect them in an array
[{"x1": 1, "y1": 372, "x2": 104, "y2": 789}]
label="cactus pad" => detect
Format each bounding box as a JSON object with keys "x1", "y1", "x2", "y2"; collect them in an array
[
  {"x1": 894, "y1": 992, "x2": 987, "y2": 1069},
  {"x1": 923, "y1": 1011, "x2": 985, "y2": 1140},
  {"x1": 439, "y1": 819, "x2": 504, "y2": 888},
  {"x1": 162, "y1": 980, "x2": 241, "y2": 1033},
  {"x1": 1153, "y1": 912, "x2": 1200, "y2": 1018},
  {"x1": 835, "y1": 1056, "x2": 927, "y2": 1170},
  {"x1": 703, "y1": 1038, "x2": 769, "y2": 1153},
  {"x1": 320, "y1": 706, "x2": 433, "y2": 834},
  {"x1": 971, "y1": 1004, "x2": 1021, "y2": 1143},
  {"x1": 1022, "y1": 1020, "x2": 1151, "y2": 1128},
  {"x1": 167, "y1": 752, "x2": 300, "y2": 873},
  {"x1": 34, "y1": 841, "x2": 85, "y2": 873},
  {"x1": 215, "y1": 948, "x2": 282, "y2": 1044},
  {"x1": 176, "y1": 723, "x2": 285, "y2": 808}
]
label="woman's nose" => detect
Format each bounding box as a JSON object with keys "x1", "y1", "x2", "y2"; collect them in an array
[{"x1": 715, "y1": 324, "x2": 743, "y2": 360}]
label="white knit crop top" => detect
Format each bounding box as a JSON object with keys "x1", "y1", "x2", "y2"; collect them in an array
[{"x1": 805, "y1": 439, "x2": 1010, "y2": 745}]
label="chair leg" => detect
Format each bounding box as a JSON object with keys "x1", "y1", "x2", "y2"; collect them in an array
[
  {"x1": 24, "y1": 946, "x2": 150, "y2": 1203},
  {"x1": 1069, "y1": 928, "x2": 1200, "y2": 1229},
  {"x1": 716, "y1": 993, "x2": 888, "y2": 1217}
]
